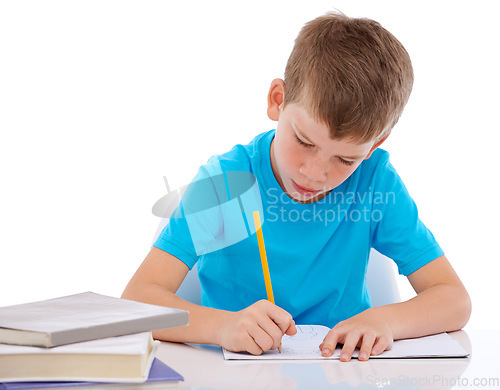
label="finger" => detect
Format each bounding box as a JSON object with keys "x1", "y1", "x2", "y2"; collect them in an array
[
  {"x1": 257, "y1": 315, "x2": 288, "y2": 351},
  {"x1": 320, "y1": 330, "x2": 341, "y2": 357},
  {"x1": 371, "y1": 335, "x2": 393, "y2": 356},
  {"x1": 248, "y1": 322, "x2": 276, "y2": 353},
  {"x1": 285, "y1": 321, "x2": 297, "y2": 336},
  {"x1": 339, "y1": 330, "x2": 362, "y2": 362},
  {"x1": 242, "y1": 331, "x2": 264, "y2": 356},
  {"x1": 262, "y1": 301, "x2": 295, "y2": 334},
  {"x1": 358, "y1": 331, "x2": 377, "y2": 361}
]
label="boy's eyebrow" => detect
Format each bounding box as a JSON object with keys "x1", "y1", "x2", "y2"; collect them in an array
[{"x1": 295, "y1": 126, "x2": 364, "y2": 160}]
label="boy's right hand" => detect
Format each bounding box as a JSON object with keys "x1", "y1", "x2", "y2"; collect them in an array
[{"x1": 216, "y1": 300, "x2": 297, "y2": 355}]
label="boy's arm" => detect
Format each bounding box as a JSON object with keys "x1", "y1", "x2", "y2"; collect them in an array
[
  {"x1": 320, "y1": 254, "x2": 471, "y2": 361},
  {"x1": 121, "y1": 247, "x2": 296, "y2": 354}
]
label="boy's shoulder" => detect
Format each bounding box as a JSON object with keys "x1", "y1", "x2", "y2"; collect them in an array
[
  {"x1": 356, "y1": 148, "x2": 400, "y2": 189},
  {"x1": 361, "y1": 148, "x2": 391, "y2": 174}
]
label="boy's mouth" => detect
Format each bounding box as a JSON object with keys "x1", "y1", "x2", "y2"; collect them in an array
[{"x1": 291, "y1": 180, "x2": 321, "y2": 197}]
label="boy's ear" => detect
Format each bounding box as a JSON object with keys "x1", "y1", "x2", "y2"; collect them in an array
[
  {"x1": 267, "y1": 78, "x2": 285, "y2": 121},
  {"x1": 365, "y1": 133, "x2": 391, "y2": 159}
]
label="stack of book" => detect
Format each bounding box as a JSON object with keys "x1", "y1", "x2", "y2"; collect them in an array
[{"x1": 0, "y1": 292, "x2": 189, "y2": 389}]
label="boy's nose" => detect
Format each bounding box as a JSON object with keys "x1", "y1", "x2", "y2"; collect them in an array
[{"x1": 299, "y1": 159, "x2": 327, "y2": 182}]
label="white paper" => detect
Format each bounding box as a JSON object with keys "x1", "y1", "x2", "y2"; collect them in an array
[{"x1": 223, "y1": 325, "x2": 469, "y2": 360}]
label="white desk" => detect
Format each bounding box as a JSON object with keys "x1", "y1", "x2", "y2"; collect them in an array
[{"x1": 155, "y1": 330, "x2": 499, "y2": 390}]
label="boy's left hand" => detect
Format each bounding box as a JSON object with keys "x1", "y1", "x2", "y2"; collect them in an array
[{"x1": 319, "y1": 307, "x2": 394, "y2": 361}]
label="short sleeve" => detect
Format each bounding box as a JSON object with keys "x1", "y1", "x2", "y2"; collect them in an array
[
  {"x1": 370, "y1": 158, "x2": 444, "y2": 276},
  {"x1": 153, "y1": 160, "x2": 224, "y2": 269},
  {"x1": 153, "y1": 155, "x2": 263, "y2": 269}
]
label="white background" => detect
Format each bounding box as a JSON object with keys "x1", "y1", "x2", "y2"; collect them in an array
[{"x1": 1, "y1": 1, "x2": 498, "y2": 330}]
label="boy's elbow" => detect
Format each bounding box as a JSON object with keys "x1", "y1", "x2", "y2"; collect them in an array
[
  {"x1": 121, "y1": 284, "x2": 136, "y2": 301},
  {"x1": 121, "y1": 278, "x2": 145, "y2": 302},
  {"x1": 461, "y1": 289, "x2": 472, "y2": 328},
  {"x1": 451, "y1": 286, "x2": 472, "y2": 331}
]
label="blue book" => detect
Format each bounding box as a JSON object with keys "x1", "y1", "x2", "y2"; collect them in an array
[{"x1": 0, "y1": 359, "x2": 183, "y2": 389}]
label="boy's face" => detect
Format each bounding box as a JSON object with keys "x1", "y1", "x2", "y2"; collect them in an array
[{"x1": 270, "y1": 103, "x2": 382, "y2": 203}]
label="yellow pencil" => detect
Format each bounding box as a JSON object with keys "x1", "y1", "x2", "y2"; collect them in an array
[{"x1": 253, "y1": 210, "x2": 282, "y2": 353}]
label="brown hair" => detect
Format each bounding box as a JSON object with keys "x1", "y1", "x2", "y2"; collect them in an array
[{"x1": 284, "y1": 12, "x2": 414, "y2": 143}]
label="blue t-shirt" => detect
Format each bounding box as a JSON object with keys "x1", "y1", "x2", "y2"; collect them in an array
[{"x1": 154, "y1": 130, "x2": 443, "y2": 327}]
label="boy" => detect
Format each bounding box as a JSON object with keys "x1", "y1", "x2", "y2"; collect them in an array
[{"x1": 122, "y1": 12, "x2": 471, "y2": 361}]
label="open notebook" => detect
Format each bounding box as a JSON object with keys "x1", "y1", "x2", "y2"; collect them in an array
[{"x1": 223, "y1": 325, "x2": 469, "y2": 360}]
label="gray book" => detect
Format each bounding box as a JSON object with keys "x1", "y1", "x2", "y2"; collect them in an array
[{"x1": 0, "y1": 292, "x2": 189, "y2": 348}]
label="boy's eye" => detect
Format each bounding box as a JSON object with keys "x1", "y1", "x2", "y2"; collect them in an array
[
  {"x1": 338, "y1": 157, "x2": 355, "y2": 166},
  {"x1": 295, "y1": 135, "x2": 314, "y2": 148},
  {"x1": 295, "y1": 133, "x2": 355, "y2": 166}
]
